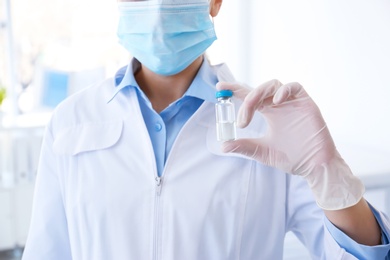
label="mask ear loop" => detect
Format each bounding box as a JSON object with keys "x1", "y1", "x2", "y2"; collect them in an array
[{"x1": 209, "y1": 6, "x2": 215, "y2": 23}]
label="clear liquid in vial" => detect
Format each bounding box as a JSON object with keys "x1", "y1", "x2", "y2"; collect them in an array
[{"x1": 217, "y1": 121, "x2": 237, "y2": 141}]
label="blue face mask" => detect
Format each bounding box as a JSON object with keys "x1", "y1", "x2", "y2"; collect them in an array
[{"x1": 117, "y1": 1, "x2": 217, "y2": 76}]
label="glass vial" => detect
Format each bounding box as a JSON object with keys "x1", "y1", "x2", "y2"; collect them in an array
[{"x1": 215, "y1": 90, "x2": 237, "y2": 141}]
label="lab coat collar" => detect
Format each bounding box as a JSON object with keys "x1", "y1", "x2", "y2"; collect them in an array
[
  {"x1": 184, "y1": 58, "x2": 217, "y2": 104},
  {"x1": 106, "y1": 56, "x2": 236, "y2": 104}
]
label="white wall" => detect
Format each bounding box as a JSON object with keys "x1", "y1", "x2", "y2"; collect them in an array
[{"x1": 209, "y1": 0, "x2": 390, "y2": 149}]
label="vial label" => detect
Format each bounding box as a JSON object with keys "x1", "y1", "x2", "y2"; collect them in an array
[{"x1": 216, "y1": 121, "x2": 237, "y2": 141}]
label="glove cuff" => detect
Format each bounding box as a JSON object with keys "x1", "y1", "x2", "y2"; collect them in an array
[{"x1": 304, "y1": 154, "x2": 365, "y2": 210}]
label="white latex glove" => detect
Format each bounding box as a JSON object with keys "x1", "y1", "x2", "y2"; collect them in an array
[{"x1": 216, "y1": 80, "x2": 364, "y2": 210}]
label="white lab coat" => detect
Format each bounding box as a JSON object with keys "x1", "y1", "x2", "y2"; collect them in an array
[{"x1": 23, "y1": 65, "x2": 361, "y2": 260}]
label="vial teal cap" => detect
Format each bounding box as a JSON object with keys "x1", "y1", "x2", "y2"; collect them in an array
[{"x1": 215, "y1": 90, "x2": 233, "y2": 98}]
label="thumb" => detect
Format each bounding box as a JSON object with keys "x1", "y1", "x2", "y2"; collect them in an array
[{"x1": 221, "y1": 138, "x2": 269, "y2": 163}]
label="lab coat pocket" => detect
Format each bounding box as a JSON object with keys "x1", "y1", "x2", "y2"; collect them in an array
[{"x1": 52, "y1": 120, "x2": 123, "y2": 156}]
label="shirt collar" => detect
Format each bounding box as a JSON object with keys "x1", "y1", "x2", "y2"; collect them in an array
[
  {"x1": 107, "y1": 59, "x2": 141, "y2": 103},
  {"x1": 184, "y1": 57, "x2": 218, "y2": 103},
  {"x1": 107, "y1": 56, "x2": 221, "y2": 104}
]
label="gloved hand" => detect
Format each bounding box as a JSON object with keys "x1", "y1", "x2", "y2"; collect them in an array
[{"x1": 216, "y1": 80, "x2": 364, "y2": 210}]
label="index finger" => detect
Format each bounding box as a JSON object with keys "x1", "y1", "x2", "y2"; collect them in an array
[
  {"x1": 236, "y1": 79, "x2": 283, "y2": 128},
  {"x1": 216, "y1": 82, "x2": 252, "y2": 101}
]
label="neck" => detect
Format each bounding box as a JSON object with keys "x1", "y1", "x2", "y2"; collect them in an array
[{"x1": 135, "y1": 56, "x2": 204, "y2": 113}]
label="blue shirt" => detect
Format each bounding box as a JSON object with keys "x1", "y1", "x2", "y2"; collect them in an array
[
  {"x1": 114, "y1": 58, "x2": 390, "y2": 259},
  {"x1": 115, "y1": 57, "x2": 217, "y2": 177}
]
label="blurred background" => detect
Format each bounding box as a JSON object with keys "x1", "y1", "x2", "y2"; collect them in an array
[{"x1": 1, "y1": 0, "x2": 390, "y2": 259}]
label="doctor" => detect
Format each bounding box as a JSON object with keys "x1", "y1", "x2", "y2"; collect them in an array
[{"x1": 23, "y1": 0, "x2": 390, "y2": 259}]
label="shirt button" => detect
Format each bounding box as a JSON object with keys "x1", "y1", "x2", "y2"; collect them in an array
[{"x1": 155, "y1": 123, "x2": 162, "y2": 132}]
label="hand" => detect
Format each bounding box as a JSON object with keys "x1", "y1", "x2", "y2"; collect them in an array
[
  {"x1": 217, "y1": 79, "x2": 333, "y2": 176},
  {"x1": 216, "y1": 80, "x2": 364, "y2": 210}
]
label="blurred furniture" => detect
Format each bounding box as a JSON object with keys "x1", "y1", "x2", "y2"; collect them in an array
[{"x1": 0, "y1": 113, "x2": 48, "y2": 251}]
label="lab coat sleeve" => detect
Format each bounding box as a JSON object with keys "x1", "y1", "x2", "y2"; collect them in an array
[
  {"x1": 286, "y1": 175, "x2": 329, "y2": 259},
  {"x1": 287, "y1": 175, "x2": 390, "y2": 259},
  {"x1": 324, "y1": 204, "x2": 390, "y2": 259},
  {"x1": 22, "y1": 122, "x2": 72, "y2": 260}
]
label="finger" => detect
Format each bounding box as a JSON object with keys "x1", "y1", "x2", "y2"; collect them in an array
[
  {"x1": 246, "y1": 79, "x2": 283, "y2": 107},
  {"x1": 216, "y1": 82, "x2": 251, "y2": 101},
  {"x1": 221, "y1": 138, "x2": 269, "y2": 164},
  {"x1": 273, "y1": 82, "x2": 307, "y2": 104},
  {"x1": 237, "y1": 79, "x2": 283, "y2": 128}
]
